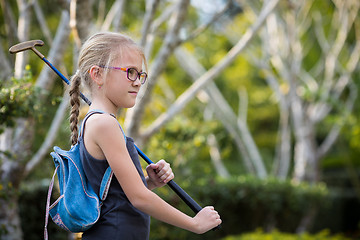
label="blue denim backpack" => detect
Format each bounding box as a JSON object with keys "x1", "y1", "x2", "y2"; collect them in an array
[{"x1": 44, "y1": 111, "x2": 125, "y2": 239}]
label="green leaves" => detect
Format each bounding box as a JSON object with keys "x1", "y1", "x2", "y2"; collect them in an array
[{"x1": 0, "y1": 66, "x2": 43, "y2": 133}]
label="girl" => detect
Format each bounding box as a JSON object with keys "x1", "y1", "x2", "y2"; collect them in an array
[{"x1": 69, "y1": 32, "x2": 221, "y2": 239}]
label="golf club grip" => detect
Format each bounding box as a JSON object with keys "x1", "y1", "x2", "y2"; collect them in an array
[
  {"x1": 167, "y1": 180, "x2": 202, "y2": 213},
  {"x1": 167, "y1": 181, "x2": 221, "y2": 231}
]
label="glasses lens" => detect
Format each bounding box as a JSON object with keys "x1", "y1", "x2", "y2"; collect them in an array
[
  {"x1": 139, "y1": 73, "x2": 147, "y2": 84},
  {"x1": 127, "y1": 68, "x2": 138, "y2": 81}
]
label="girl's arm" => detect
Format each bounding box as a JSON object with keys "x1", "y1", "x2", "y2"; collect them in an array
[{"x1": 86, "y1": 115, "x2": 221, "y2": 234}]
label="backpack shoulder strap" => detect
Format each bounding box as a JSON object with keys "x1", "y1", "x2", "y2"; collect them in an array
[{"x1": 99, "y1": 167, "x2": 113, "y2": 201}]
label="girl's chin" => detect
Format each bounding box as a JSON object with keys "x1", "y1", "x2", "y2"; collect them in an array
[{"x1": 120, "y1": 102, "x2": 136, "y2": 109}]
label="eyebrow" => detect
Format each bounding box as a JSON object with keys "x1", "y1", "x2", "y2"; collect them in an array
[{"x1": 126, "y1": 66, "x2": 143, "y2": 72}]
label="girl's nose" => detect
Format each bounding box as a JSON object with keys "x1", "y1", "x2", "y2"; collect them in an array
[{"x1": 133, "y1": 77, "x2": 141, "y2": 86}]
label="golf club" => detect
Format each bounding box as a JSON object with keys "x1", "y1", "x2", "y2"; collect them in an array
[
  {"x1": 9, "y1": 40, "x2": 207, "y2": 216},
  {"x1": 9, "y1": 40, "x2": 92, "y2": 106}
]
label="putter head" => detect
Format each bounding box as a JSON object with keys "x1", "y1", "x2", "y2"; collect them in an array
[{"x1": 9, "y1": 40, "x2": 44, "y2": 54}]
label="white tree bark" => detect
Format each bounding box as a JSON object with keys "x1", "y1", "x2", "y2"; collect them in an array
[
  {"x1": 0, "y1": 43, "x2": 12, "y2": 81},
  {"x1": 35, "y1": 10, "x2": 71, "y2": 91},
  {"x1": 24, "y1": 92, "x2": 70, "y2": 177},
  {"x1": 0, "y1": 0, "x2": 18, "y2": 46},
  {"x1": 101, "y1": 0, "x2": 126, "y2": 32},
  {"x1": 254, "y1": 0, "x2": 359, "y2": 182},
  {"x1": 173, "y1": 47, "x2": 266, "y2": 177},
  {"x1": 14, "y1": 0, "x2": 31, "y2": 79},
  {"x1": 0, "y1": 6, "x2": 71, "y2": 240},
  {"x1": 140, "y1": 0, "x2": 160, "y2": 47},
  {"x1": 207, "y1": 134, "x2": 230, "y2": 178},
  {"x1": 142, "y1": 0, "x2": 280, "y2": 140},
  {"x1": 125, "y1": 0, "x2": 190, "y2": 141},
  {"x1": 32, "y1": 0, "x2": 53, "y2": 44}
]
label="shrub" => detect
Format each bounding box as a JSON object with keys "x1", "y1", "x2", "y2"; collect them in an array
[
  {"x1": 222, "y1": 229, "x2": 351, "y2": 240},
  {"x1": 149, "y1": 176, "x2": 331, "y2": 240},
  {"x1": 19, "y1": 180, "x2": 67, "y2": 240}
]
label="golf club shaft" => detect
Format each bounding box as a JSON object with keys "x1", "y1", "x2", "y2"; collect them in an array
[{"x1": 42, "y1": 57, "x2": 92, "y2": 106}]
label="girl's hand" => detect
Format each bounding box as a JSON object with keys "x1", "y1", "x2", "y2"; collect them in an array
[
  {"x1": 146, "y1": 159, "x2": 174, "y2": 189},
  {"x1": 192, "y1": 206, "x2": 222, "y2": 234}
]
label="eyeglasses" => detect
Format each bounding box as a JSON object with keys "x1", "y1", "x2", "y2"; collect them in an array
[{"x1": 99, "y1": 65, "x2": 147, "y2": 84}]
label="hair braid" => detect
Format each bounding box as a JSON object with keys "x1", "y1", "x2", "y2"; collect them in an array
[{"x1": 69, "y1": 74, "x2": 81, "y2": 145}]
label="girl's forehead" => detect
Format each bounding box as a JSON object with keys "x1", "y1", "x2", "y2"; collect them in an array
[{"x1": 113, "y1": 49, "x2": 143, "y2": 66}]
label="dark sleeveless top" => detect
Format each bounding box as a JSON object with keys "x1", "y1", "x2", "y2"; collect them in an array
[{"x1": 79, "y1": 112, "x2": 150, "y2": 240}]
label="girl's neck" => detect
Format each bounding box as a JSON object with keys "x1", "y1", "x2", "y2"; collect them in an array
[{"x1": 88, "y1": 100, "x2": 118, "y2": 117}]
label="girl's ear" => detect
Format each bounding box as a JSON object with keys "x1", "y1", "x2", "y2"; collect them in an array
[{"x1": 89, "y1": 65, "x2": 104, "y2": 86}]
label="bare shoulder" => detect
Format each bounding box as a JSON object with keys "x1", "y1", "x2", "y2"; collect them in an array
[
  {"x1": 86, "y1": 113, "x2": 117, "y2": 128},
  {"x1": 84, "y1": 113, "x2": 122, "y2": 139},
  {"x1": 83, "y1": 113, "x2": 126, "y2": 159}
]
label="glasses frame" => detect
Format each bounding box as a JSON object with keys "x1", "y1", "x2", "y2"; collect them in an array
[{"x1": 99, "y1": 65, "x2": 147, "y2": 84}]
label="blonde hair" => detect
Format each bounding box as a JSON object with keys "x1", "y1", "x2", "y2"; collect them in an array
[{"x1": 69, "y1": 32, "x2": 147, "y2": 145}]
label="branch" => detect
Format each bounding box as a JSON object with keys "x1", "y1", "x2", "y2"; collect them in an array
[
  {"x1": 310, "y1": 8, "x2": 359, "y2": 123},
  {"x1": 70, "y1": 0, "x2": 93, "y2": 48},
  {"x1": 140, "y1": 0, "x2": 160, "y2": 47},
  {"x1": 101, "y1": 0, "x2": 126, "y2": 31},
  {"x1": 144, "y1": 3, "x2": 178, "y2": 59},
  {"x1": 0, "y1": 0, "x2": 19, "y2": 48},
  {"x1": 207, "y1": 134, "x2": 230, "y2": 178},
  {"x1": 142, "y1": 0, "x2": 280, "y2": 139},
  {"x1": 181, "y1": 0, "x2": 232, "y2": 43},
  {"x1": 24, "y1": 93, "x2": 70, "y2": 177},
  {"x1": 35, "y1": 10, "x2": 70, "y2": 91},
  {"x1": 321, "y1": 1, "x2": 358, "y2": 102},
  {"x1": 150, "y1": 3, "x2": 177, "y2": 33},
  {"x1": 31, "y1": 0, "x2": 53, "y2": 44},
  {"x1": 237, "y1": 88, "x2": 248, "y2": 123},
  {"x1": 14, "y1": 0, "x2": 31, "y2": 79},
  {"x1": 0, "y1": 41, "x2": 12, "y2": 81},
  {"x1": 173, "y1": 47, "x2": 258, "y2": 175},
  {"x1": 317, "y1": 80, "x2": 357, "y2": 159},
  {"x1": 125, "y1": 0, "x2": 190, "y2": 139},
  {"x1": 113, "y1": 0, "x2": 126, "y2": 32}
]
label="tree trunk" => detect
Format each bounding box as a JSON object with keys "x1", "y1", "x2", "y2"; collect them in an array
[
  {"x1": 141, "y1": 0, "x2": 280, "y2": 141},
  {"x1": 0, "y1": 7, "x2": 71, "y2": 240},
  {"x1": 207, "y1": 134, "x2": 230, "y2": 178},
  {"x1": 0, "y1": 117, "x2": 34, "y2": 240},
  {"x1": 125, "y1": 0, "x2": 190, "y2": 141},
  {"x1": 0, "y1": 195, "x2": 22, "y2": 240}
]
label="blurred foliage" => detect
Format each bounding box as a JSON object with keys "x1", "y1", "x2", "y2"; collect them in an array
[
  {"x1": 222, "y1": 229, "x2": 351, "y2": 240},
  {"x1": 0, "y1": 66, "x2": 43, "y2": 134},
  {"x1": 149, "y1": 176, "x2": 333, "y2": 240},
  {"x1": 19, "y1": 180, "x2": 67, "y2": 240}
]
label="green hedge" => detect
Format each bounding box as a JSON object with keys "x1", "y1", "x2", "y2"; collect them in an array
[
  {"x1": 149, "y1": 176, "x2": 331, "y2": 240},
  {"x1": 223, "y1": 229, "x2": 351, "y2": 240},
  {"x1": 19, "y1": 181, "x2": 67, "y2": 240}
]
